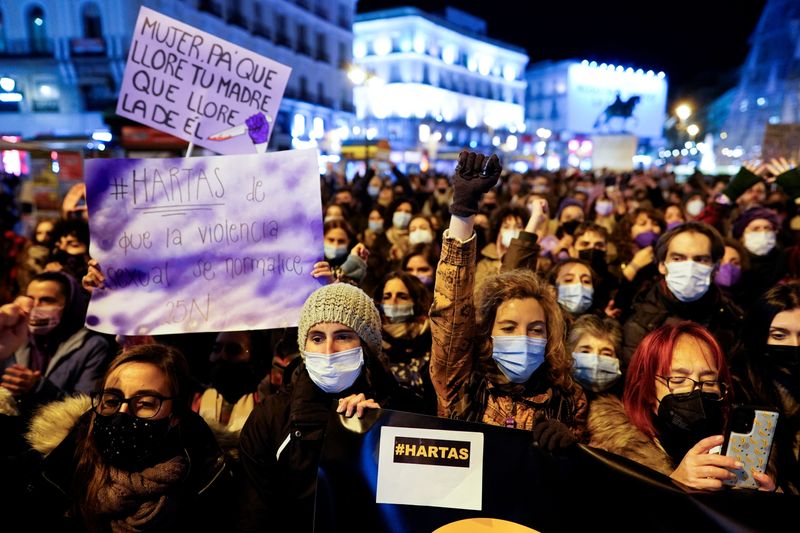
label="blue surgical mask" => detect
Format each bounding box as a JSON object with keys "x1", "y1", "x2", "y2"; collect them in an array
[
  {"x1": 303, "y1": 346, "x2": 364, "y2": 393},
  {"x1": 368, "y1": 220, "x2": 384, "y2": 233},
  {"x1": 324, "y1": 243, "x2": 348, "y2": 261},
  {"x1": 664, "y1": 260, "x2": 713, "y2": 302},
  {"x1": 368, "y1": 185, "x2": 381, "y2": 198},
  {"x1": 557, "y1": 283, "x2": 593, "y2": 314},
  {"x1": 393, "y1": 211, "x2": 412, "y2": 229},
  {"x1": 382, "y1": 302, "x2": 414, "y2": 322},
  {"x1": 416, "y1": 274, "x2": 434, "y2": 288},
  {"x1": 409, "y1": 229, "x2": 434, "y2": 245},
  {"x1": 572, "y1": 352, "x2": 621, "y2": 393},
  {"x1": 491, "y1": 336, "x2": 547, "y2": 383}
]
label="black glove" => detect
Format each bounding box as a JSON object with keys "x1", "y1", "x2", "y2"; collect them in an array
[
  {"x1": 532, "y1": 416, "x2": 577, "y2": 452},
  {"x1": 775, "y1": 167, "x2": 800, "y2": 201},
  {"x1": 722, "y1": 166, "x2": 762, "y2": 202},
  {"x1": 449, "y1": 151, "x2": 502, "y2": 217}
]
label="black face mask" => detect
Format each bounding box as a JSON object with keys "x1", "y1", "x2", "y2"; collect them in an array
[
  {"x1": 578, "y1": 249, "x2": 608, "y2": 274},
  {"x1": 764, "y1": 344, "x2": 800, "y2": 370},
  {"x1": 209, "y1": 361, "x2": 262, "y2": 404},
  {"x1": 560, "y1": 220, "x2": 581, "y2": 236},
  {"x1": 92, "y1": 413, "x2": 173, "y2": 471},
  {"x1": 653, "y1": 390, "x2": 724, "y2": 463}
]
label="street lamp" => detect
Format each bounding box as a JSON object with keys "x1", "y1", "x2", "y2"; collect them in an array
[
  {"x1": 675, "y1": 103, "x2": 692, "y2": 122},
  {"x1": 686, "y1": 123, "x2": 700, "y2": 138}
]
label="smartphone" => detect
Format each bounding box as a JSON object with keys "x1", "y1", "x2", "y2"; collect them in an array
[{"x1": 722, "y1": 405, "x2": 779, "y2": 489}]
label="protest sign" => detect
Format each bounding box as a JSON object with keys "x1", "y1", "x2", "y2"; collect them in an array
[
  {"x1": 117, "y1": 6, "x2": 291, "y2": 154},
  {"x1": 315, "y1": 409, "x2": 799, "y2": 532},
  {"x1": 762, "y1": 123, "x2": 800, "y2": 162},
  {"x1": 84, "y1": 148, "x2": 323, "y2": 335},
  {"x1": 590, "y1": 134, "x2": 637, "y2": 171}
]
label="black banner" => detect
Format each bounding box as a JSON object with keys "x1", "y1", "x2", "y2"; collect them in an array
[{"x1": 315, "y1": 409, "x2": 799, "y2": 532}]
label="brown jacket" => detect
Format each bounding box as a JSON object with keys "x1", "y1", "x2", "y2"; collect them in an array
[
  {"x1": 587, "y1": 394, "x2": 674, "y2": 476},
  {"x1": 430, "y1": 231, "x2": 588, "y2": 437}
]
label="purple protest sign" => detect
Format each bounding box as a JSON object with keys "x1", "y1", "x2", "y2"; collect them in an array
[
  {"x1": 84, "y1": 149, "x2": 323, "y2": 335},
  {"x1": 116, "y1": 6, "x2": 291, "y2": 154}
]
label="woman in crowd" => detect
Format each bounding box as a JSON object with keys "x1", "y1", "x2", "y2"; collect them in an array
[
  {"x1": 715, "y1": 237, "x2": 748, "y2": 306},
  {"x1": 431, "y1": 151, "x2": 587, "y2": 448},
  {"x1": 24, "y1": 343, "x2": 231, "y2": 530},
  {"x1": 567, "y1": 314, "x2": 622, "y2": 397},
  {"x1": 386, "y1": 199, "x2": 415, "y2": 261},
  {"x1": 402, "y1": 243, "x2": 439, "y2": 290},
  {"x1": 549, "y1": 259, "x2": 597, "y2": 321},
  {"x1": 733, "y1": 281, "x2": 800, "y2": 494},
  {"x1": 238, "y1": 283, "x2": 400, "y2": 531},
  {"x1": 374, "y1": 271, "x2": 435, "y2": 414},
  {"x1": 311, "y1": 219, "x2": 369, "y2": 285},
  {"x1": 474, "y1": 205, "x2": 529, "y2": 297},
  {"x1": 589, "y1": 321, "x2": 775, "y2": 491}
]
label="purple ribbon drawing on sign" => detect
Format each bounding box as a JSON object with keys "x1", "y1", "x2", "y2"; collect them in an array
[{"x1": 208, "y1": 112, "x2": 272, "y2": 153}]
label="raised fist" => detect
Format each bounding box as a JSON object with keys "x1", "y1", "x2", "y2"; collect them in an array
[{"x1": 450, "y1": 151, "x2": 502, "y2": 217}]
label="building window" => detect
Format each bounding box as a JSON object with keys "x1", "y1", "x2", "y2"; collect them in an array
[
  {"x1": 338, "y1": 41, "x2": 349, "y2": 68},
  {"x1": 297, "y1": 24, "x2": 309, "y2": 55},
  {"x1": 81, "y1": 3, "x2": 102, "y2": 38},
  {"x1": 27, "y1": 5, "x2": 48, "y2": 54},
  {"x1": 275, "y1": 14, "x2": 289, "y2": 47},
  {"x1": 314, "y1": 0, "x2": 328, "y2": 20},
  {"x1": 0, "y1": 10, "x2": 6, "y2": 53},
  {"x1": 252, "y1": 3, "x2": 271, "y2": 39},
  {"x1": 299, "y1": 76, "x2": 308, "y2": 101},
  {"x1": 315, "y1": 32, "x2": 328, "y2": 63},
  {"x1": 317, "y1": 81, "x2": 326, "y2": 106},
  {"x1": 337, "y1": 3, "x2": 349, "y2": 30}
]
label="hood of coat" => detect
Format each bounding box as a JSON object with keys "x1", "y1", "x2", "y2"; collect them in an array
[{"x1": 26, "y1": 394, "x2": 91, "y2": 456}]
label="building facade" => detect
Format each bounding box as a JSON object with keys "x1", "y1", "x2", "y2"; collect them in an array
[
  {"x1": 718, "y1": 0, "x2": 800, "y2": 164},
  {"x1": 0, "y1": 0, "x2": 358, "y2": 152},
  {"x1": 352, "y1": 7, "x2": 528, "y2": 167}
]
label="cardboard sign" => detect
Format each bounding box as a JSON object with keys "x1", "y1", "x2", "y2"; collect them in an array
[
  {"x1": 590, "y1": 134, "x2": 637, "y2": 171},
  {"x1": 83, "y1": 148, "x2": 323, "y2": 335},
  {"x1": 762, "y1": 123, "x2": 800, "y2": 162},
  {"x1": 117, "y1": 6, "x2": 291, "y2": 154},
  {"x1": 376, "y1": 426, "x2": 484, "y2": 510}
]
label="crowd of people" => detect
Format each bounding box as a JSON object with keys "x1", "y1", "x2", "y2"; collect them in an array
[{"x1": 1, "y1": 150, "x2": 799, "y2": 530}]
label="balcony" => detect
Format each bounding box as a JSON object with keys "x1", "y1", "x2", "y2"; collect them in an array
[
  {"x1": 275, "y1": 33, "x2": 291, "y2": 48},
  {"x1": 32, "y1": 99, "x2": 60, "y2": 112},
  {"x1": 252, "y1": 23, "x2": 271, "y2": 40},
  {"x1": 0, "y1": 38, "x2": 55, "y2": 58},
  {"x1": 296, "y1": 42, "x2": 311, "y2": 56},
  {"x1": 70, "y1": 38, "x2": 106, "y2": 56},
  {"x1": 227, "y1": 10, "x2": 247, "y2": 29}
]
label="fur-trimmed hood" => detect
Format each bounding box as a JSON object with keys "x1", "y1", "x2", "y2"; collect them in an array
[
  {"x1": 26, "y1": 394, "x2": 91, "y2": 456},
  {"x1": 587, "y1": 394, "x2": 674, "y2": 477}
]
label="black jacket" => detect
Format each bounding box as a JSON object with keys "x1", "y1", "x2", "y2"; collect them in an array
[
  {"x1": 237, "y1": 363, "x2": 401, "y2": 532},
  {"x1": 21, "y1": 397, "x2": 231, "y2": 532},
  {"x1": 621, "y1": 281, "x2": 744, "y2": 368}
]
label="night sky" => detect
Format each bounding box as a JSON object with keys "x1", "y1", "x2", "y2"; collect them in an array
[{"x1": 357, "y1": 0, "x2": 767, "y2": 104}]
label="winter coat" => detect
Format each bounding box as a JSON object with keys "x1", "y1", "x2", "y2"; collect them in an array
[
  {"x1": 21, "y1": 395, "x2": 232, "y2": 531},
  {"x1": 5, "y1": 328, "x2": 110, "y2": 411},
  {"x1": 237, "y1": 363, "x2": 399, "y2": 532},
  {"x1": 587, "y1": 394, "x2": 674, "y2": 476},
  {"x1": 621, "y1": 280, "x2": 743, "y2": 368},
  {"x1": 381, "y1": 319, "x2": 436, "y2": 415},
  {"x1": 430, "y1": 231, "x2": 588, "y2": 438}
]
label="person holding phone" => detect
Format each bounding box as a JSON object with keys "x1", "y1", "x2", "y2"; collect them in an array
[
  {"x1": 733, "y1": 281, "x2": 800, "y2": 494},
  {"x1": 589, "y1": 321, "x2": 776, "y2": 491}
]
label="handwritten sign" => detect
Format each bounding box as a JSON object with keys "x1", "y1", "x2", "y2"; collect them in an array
[
  {"x1": 84, "y1": 148, "x2": 323, "y2": 335},
  {"x1": 116, "y1": 6, "x2": 291, "y2": 154},
  {"x1": 762, "y1": 123, "x2": 800, "y2": 162}
]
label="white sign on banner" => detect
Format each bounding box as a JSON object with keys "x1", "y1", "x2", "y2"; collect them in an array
[
  {"x1": 117, "y1": 6, "x2": 291, "y2": 154},
  {"x1": 376, "y1": 426, "x2": 484, "y2": 511},
  {"x1": 83, "y1": 148, "x2": 323, "y2": 335}
]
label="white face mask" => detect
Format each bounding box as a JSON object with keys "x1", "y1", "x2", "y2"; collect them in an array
[
  {"x1": 382, "y1": 302, "x2": 414, "y2": 322},
  {"x1": 572, "y1": 352, "x2": 621, "y2": 393},
  {"x1": 664, "y1": 260, "x2": 714, "y2": 302},
  {"x1": 557, "y1": 283, "x2": 594, "y2": 314},
  {"x1": 686, "y1": 199, "x2": 705, "y2": 217},
  {"x1": 500, "y1": 228, "x2": 520, "y2": 248},
  {"x1": 303, "y1": 346, "x2": 364, "y2": 393},
  {"x1": 408, "y1": 229, "x2": 434, "y2": 245},
  {"x1": 594, "y1": 200, "x2": 614, "y2": 216},
  {"x1": 28, "y1": 305, "x2": 64, "y2": 335},
  {"x1": 393, "y1": 211, "x2": 412, "y2": 229},
  {"x1": 743, "y1": 231, "x2": 776, "y2": 256}
]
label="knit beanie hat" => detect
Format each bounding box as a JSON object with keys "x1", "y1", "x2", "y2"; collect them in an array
[
  {"x1": 297, "y1": 283, "x2": 382, "y2": 356},
  {"x1": 731, "y1": 206, "x2": 780, "y2": 239},
  {"x1": 556, "y1": 198, "x2": 584, "y2": 221}
]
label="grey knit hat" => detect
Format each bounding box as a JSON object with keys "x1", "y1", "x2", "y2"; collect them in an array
[{"x1": 297, "y1": 283, "x2": 382, "y2": 356}]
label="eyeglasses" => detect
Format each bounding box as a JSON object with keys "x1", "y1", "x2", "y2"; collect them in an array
[
  {"x1": 91, "y1": 390, "x2": 175, "y2": 419},
  {"x1": 656, "y1": 375, "x2": 727, "y2": 400}
]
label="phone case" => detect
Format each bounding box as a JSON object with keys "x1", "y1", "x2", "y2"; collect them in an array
[{"x1": 723, "y1": 409, "x2": 778, "y2": 489}]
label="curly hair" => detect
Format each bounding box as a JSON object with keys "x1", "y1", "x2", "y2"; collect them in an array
[{"x1": 477, "y1": 269, "x2": 573, "y2": 391}]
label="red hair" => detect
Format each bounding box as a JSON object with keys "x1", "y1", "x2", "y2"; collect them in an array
[{"x1": 622, "y1": 321, "x2": 732, "y2": 439}]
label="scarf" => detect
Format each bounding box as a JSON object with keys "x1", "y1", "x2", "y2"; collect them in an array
[{"x1": 96, "y1": 456, "x2": 187, "y2": 532}]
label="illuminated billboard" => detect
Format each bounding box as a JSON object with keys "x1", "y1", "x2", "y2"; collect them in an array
[{"x1": 566, "y1": 63, "x2": 667, "y2": 139}]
